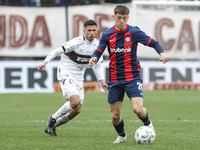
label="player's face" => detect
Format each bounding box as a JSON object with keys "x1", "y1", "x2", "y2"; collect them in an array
[
  {"x1": 113, "y1": 13, "x2": 129, "y2": 31},
  {"x1": 83, "y1": 25, "x2": 97, "y2": 42}
]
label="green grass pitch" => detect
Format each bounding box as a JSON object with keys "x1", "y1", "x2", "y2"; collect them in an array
[{"x1": 0, "y1": 90, "x2": 200, "y2": 150}]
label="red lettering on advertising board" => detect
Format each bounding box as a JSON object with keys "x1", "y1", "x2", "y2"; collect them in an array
[
  {"x1": 73, "y1": 14, "x2": 110, "y2": 40},
  {"x1": 0, "y1": 15, "x2": 51, "y2": 48},
  {"x1": 10, "y1": 15, "x2": 28, "y2": 47},
  {"x1": 73, "y1": 15, "x2": 88, "y2": 38},
  {"x1": 29, "y1": 16, "x2": 51, "y2": 47},
  {"x1": 95, "y1": 14, "x2": 109, "y2": 40},
  {"x1": 156, "y1": 18, "x2": 197, "y2": 51},
  {"x1": 177, "y1": 20, "x2": 195, "y2": 51},
  {"x1": 0, "y1": 16, "x2": 6, "y2": 47},
  {"x1": 155, "y1": 18, "x2": 175, "y2": 51}
]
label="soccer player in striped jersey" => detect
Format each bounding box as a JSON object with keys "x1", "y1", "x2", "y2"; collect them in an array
[
  {"x1": 89, "y1": 5, "x2": 170, "y2": 143},
  {"x1": 38, "y1": 20, "x2": 108, "y2": 136}
]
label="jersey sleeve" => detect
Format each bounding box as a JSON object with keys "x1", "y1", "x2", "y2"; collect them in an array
[
  {"x1": 61, "y1": 37, "x2": 78, "y2": 53},
  {"x1": 134, "y1": 27, "x2": 164, "y2": 54},
  {"x1": 94, "y1": 55, "x2": 104, "y2": 81},
  {"x1": 91, "y1": 32, "x2": 107, "y2": 62},
  {"x1": 44, "y1": 47, "x2": 64, "y2": 62}
]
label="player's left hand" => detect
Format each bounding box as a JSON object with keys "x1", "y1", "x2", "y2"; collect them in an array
[
  {"x1": 159, "y1": 53, "x2": 170, "y2": 64},
  {"x1": 99, "y1": 79, "x2": 108, "y2": 94},
  {"x1": 102, "y1": 83, "x2": 108, "y2": 94},
  {"x1": 89, "y1": 57, "x2": 97, "y2": 67}
]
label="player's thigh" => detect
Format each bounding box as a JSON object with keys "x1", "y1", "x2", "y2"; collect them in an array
[
  {"x1": 108, "y1": 81, "x2": 125, "y2": 103},
  {"x1": 59, "y1": 78, "x2": 79, "y2": 99},
  {"x1": 131, "y1": 97, "x2": 144, "y2": 111}
]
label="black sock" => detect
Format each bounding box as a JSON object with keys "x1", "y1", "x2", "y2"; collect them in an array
[
  {"x1": 113, "y1": 119, "x2": 126, "y2": 137},
  {"x1": 138, "y1": 112, "x2": 150, "y2": 126}
]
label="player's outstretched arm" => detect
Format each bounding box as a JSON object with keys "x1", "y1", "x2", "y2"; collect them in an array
[
  {"x1": 89, "y1": 57, "x2": 97, "y2": 67},
  {"x1": 99, "y1": 79, "x2": 108, "y2": 94},
  {"x1": 159, "y1": 53, "x2": 170, "y2": 64},
  {"x1": 38, "y1": 61, "x2": 48, "y2": 70}
]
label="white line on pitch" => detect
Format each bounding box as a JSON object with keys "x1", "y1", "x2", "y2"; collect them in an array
[{"x1": 18, "y1": 119, "x2": 200, "y2": 123}]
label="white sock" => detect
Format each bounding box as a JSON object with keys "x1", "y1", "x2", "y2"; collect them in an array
[{"x1": 52, "y1": 101, "x2": 72, "y2": 119}]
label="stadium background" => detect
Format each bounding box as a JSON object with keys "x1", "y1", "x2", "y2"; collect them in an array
[{"x1": 0, "y1": 0, "x2": 200, "y2": 93}]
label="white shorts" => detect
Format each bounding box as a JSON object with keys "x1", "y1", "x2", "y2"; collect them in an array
[{"x1": 59, "y1": 78, "x2": 84, "y2": 104}]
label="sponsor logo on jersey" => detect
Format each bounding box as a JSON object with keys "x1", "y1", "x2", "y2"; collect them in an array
[
  {"x1": 65, "y1": 51, "x2": 91, "y2": 64},
  {"x1": 110, "y1": 47, "x2": 131, "y2": 53},
  {"x1": 77, "y1": 57, "x2": 90, "y2": 62}
]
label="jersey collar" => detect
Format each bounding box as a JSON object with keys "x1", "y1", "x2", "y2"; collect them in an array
[
  {"x1": 113, "y1": 24, "x2": 128, "y2": 32},
  {"x1": 84, "y1": 36, "x2": 94, "y2": 44}
]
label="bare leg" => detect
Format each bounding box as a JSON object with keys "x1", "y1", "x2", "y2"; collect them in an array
[
  {"x1": 110, "y1": 101, "x2": 127, "y2": 143},
  {"x1": 131, "y1": 97, "x2": 150, "y2": 125},
  {"x1": 109, "y1": 101, "x2": 122, "y2": 125}
]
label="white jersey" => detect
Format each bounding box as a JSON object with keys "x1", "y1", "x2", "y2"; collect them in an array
[{"x1": 44, "y1": 36, "x2": 103, "y2": 84}]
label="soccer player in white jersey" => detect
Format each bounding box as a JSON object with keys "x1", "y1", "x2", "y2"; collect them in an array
[{"x1": 38, "y1": 20, "x2": 108, "y2": 136}]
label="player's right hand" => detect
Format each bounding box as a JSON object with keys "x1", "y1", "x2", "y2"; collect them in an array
[
  {"x1": 38, "y1": 61, "x2": 48, "y2": 70},
  {"x1": 89, "y1": 57, "x2": 97, "y2": 67},
  {"x1": 159, "y1": 53, "x2": 170, "y2": 64}
]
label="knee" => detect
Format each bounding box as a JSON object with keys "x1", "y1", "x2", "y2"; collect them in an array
[
  {"x1": 74, "y1": 99, "x2": 81, "y2": 106},
  {"x1": 70, "y1": 96, "x2": 81, "y2": 108},
  {"x1": 133, "y1": 107, "x2": 143, "y2": 116},
  {"x1": 112, "y1": 114, "x2": 121, "y2": 123}
]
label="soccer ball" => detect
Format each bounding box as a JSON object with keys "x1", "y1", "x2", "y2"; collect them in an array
[{"x1": 135, "y1": 126, "x2": 156, "y2": 144}]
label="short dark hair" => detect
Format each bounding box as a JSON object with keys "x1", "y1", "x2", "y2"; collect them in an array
[
  {"x1": 114, "y1": 5, "x2": 130, "y2": 15},
  {"x1": 84, "y1": 20, "x2": 97, "y2": 27}
]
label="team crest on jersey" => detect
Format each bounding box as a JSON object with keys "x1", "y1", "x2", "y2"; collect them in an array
[{"x1": 126, "y1": 37, "x2": 130, "y2": 42}]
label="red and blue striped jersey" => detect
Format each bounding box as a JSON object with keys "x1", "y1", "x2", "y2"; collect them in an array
[{"x1": 92, "y1": 24, "x2": 164, "y2": 82}]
